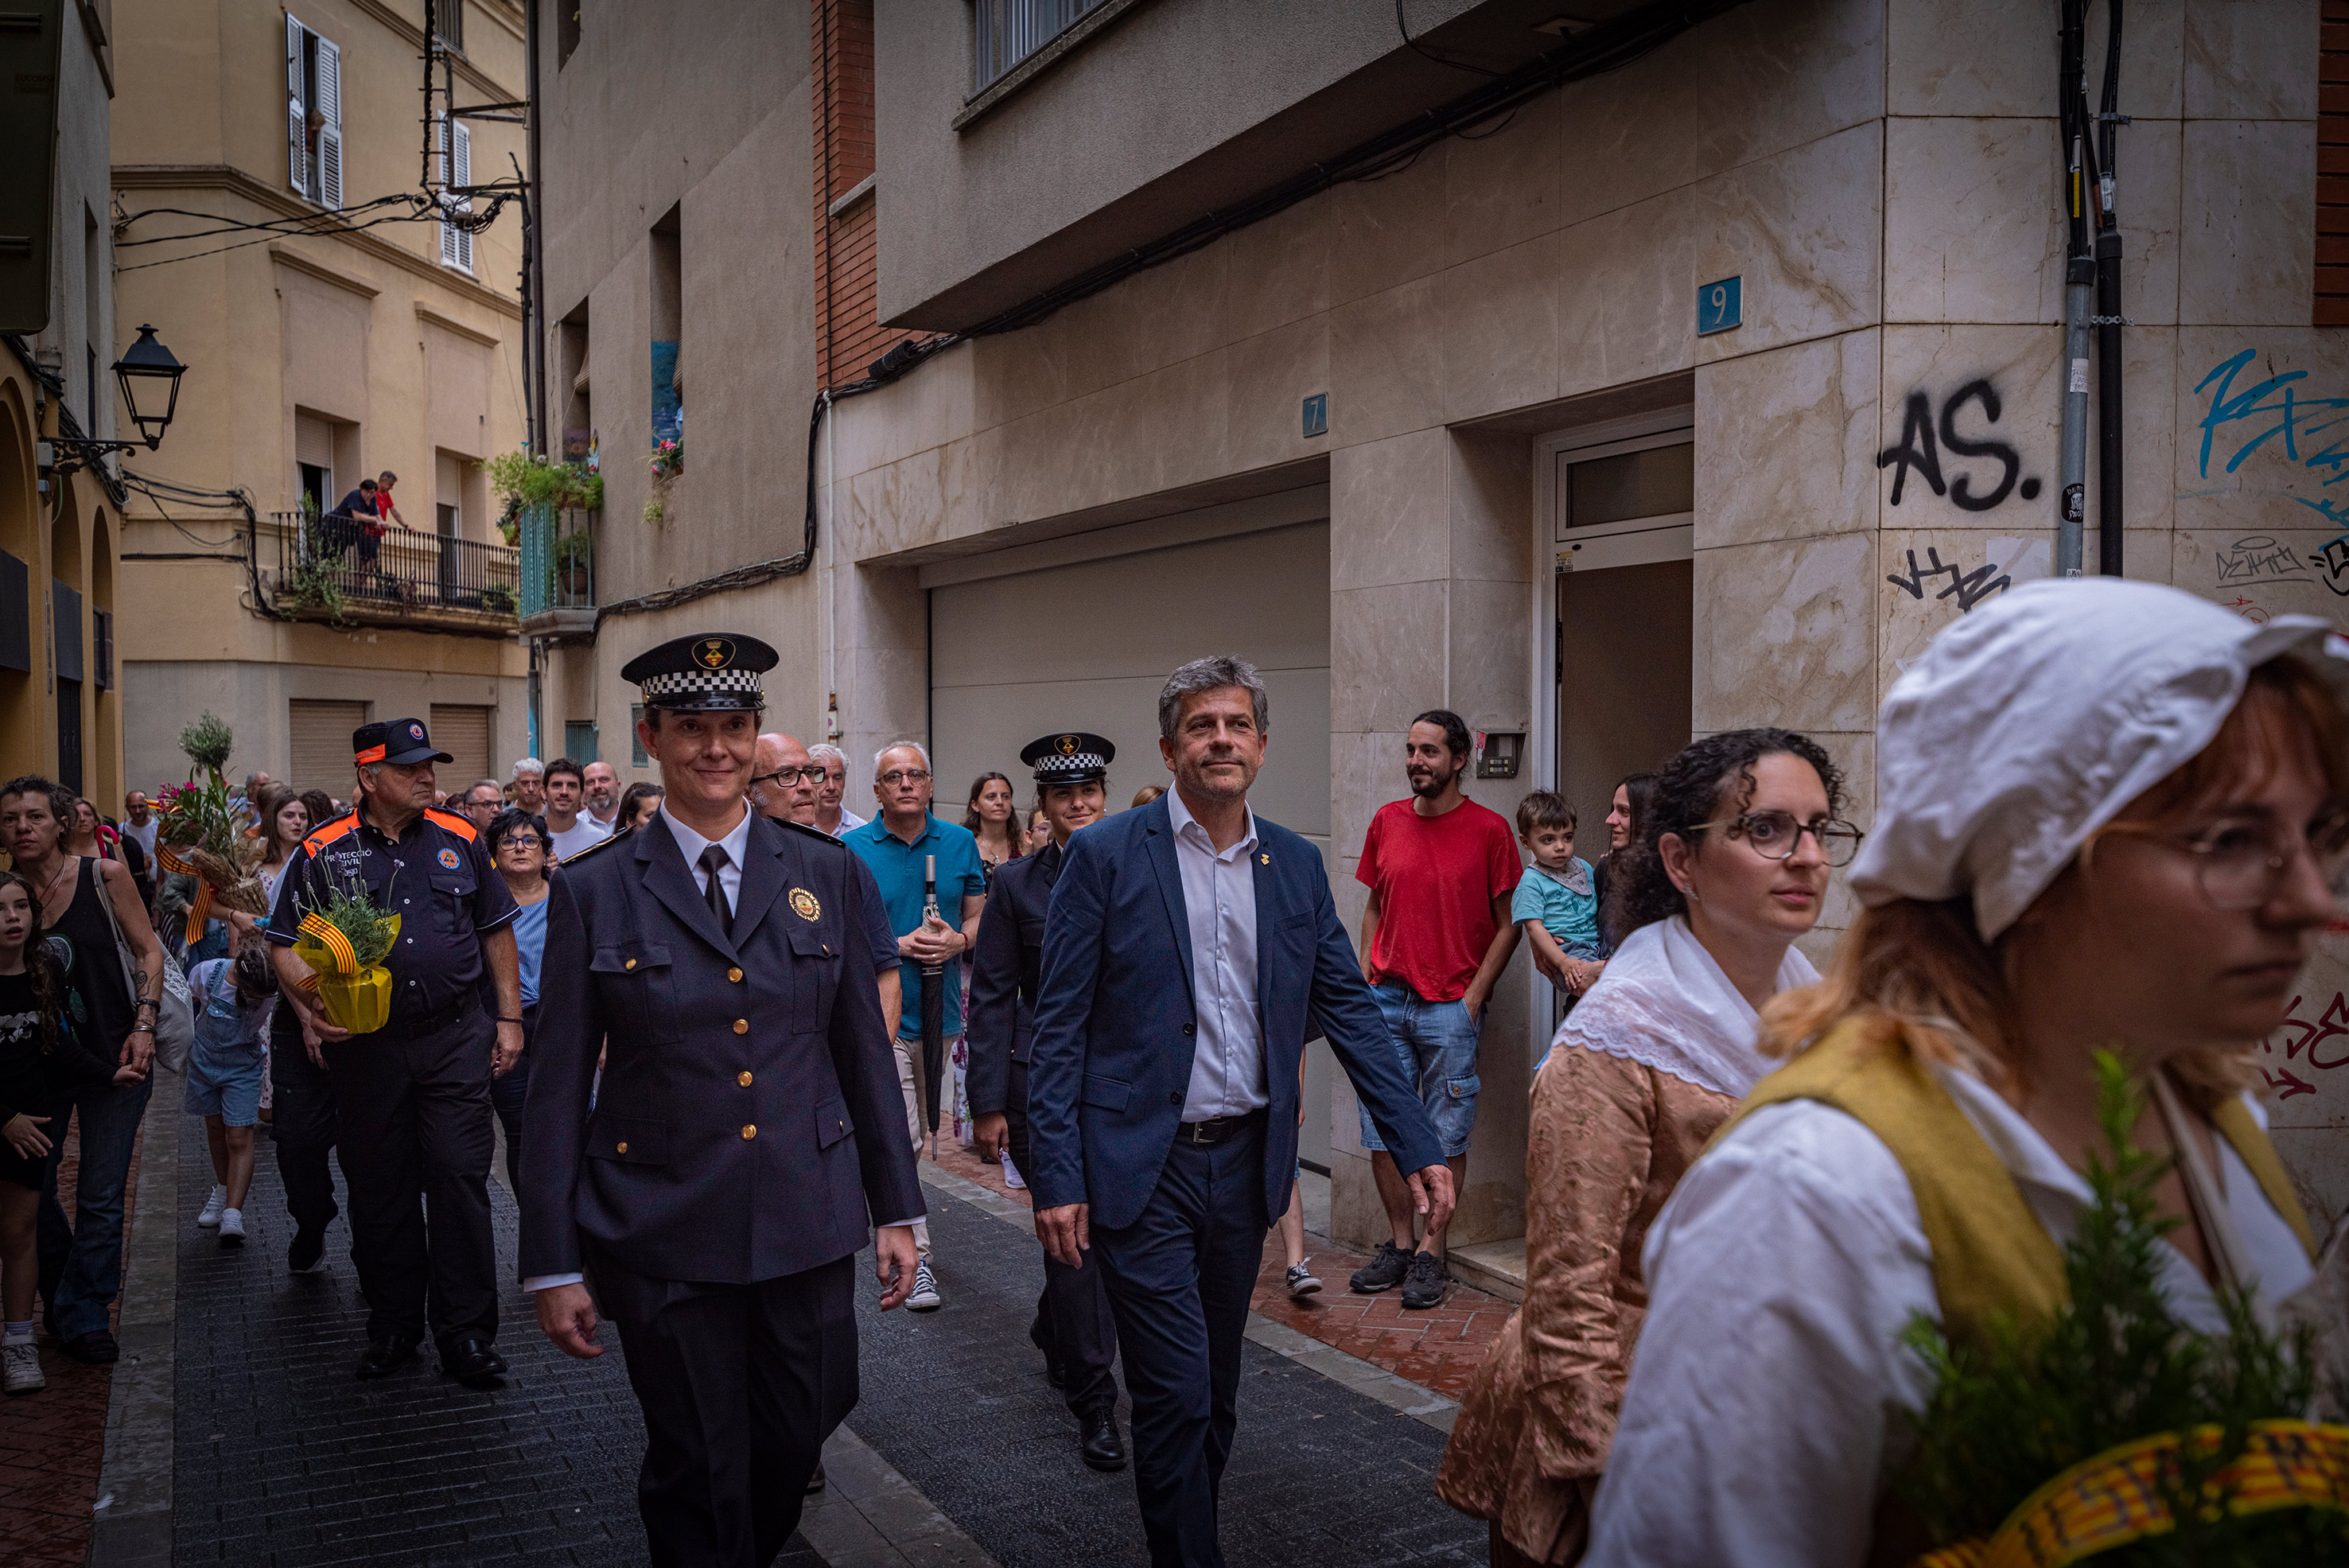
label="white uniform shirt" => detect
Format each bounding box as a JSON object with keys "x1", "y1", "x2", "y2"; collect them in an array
[
  {"x1": 1585, "y1": 1064, "x2": 2316, "y2": 1568},
  {"x1": 1164, "y1": 787, "x2": 1267, "y2": 1120}
]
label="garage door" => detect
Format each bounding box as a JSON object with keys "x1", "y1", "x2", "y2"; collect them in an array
[
  {"x1": 928, "y1": 516, "x2": 1330, "y2": 848},
  {"x1": 289, "y1": 700, "x2": 368, "y2": 797},
  {"x1": 429, "y1": 704, "x2": 494, "y2": 792}
]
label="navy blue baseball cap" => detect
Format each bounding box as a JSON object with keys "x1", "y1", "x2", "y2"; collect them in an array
[{"x1": 354, "y1": 718, "x2": 453, "y2": 767}]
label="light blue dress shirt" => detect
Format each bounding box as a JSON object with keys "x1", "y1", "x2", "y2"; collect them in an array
[{"x1": 1165, "y1": 787, "x2": 1268, "y2": 1120}]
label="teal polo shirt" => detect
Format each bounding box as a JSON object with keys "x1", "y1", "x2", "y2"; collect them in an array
[{"x1": 843, "y1": 812, "x2": 989, "y2": 1040}]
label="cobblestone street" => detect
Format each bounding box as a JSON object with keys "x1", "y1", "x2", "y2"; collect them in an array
[{"x1": 50, "y1": 1099, "x2": 1495, "y2": 1568}]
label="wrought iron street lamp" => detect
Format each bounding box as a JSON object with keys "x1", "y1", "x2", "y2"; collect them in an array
[{"x1": 41, "y1": 323, "x2": 188, "y2": 476}]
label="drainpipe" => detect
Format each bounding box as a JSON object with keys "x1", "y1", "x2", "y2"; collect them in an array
[
  {"x1": 2055, "y1": 0, "x2": 2091, "y2": 579},
  {"x1": 2092, "y1": 0, "x2": 2125, "y2": 577}
]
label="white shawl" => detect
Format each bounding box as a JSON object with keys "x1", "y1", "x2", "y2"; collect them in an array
[{"x1": 1548, "y1": 916, "x2": 1820, "y2": 1100}]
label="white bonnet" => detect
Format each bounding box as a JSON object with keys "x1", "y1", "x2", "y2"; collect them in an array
[{"x1": 1848, "y1": 578, "x2": 2349, "y2": 940}]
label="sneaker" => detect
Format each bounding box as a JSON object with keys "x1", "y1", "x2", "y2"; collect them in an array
[
  {"x1": 905, "y1": 1259, "x2": 942, "y2": 1312},
  {"x1": 1399, "y1": 1249, "x2": 1448, "y2": 1310},
  {"x1": 2, "y1": 1340, "x2": 42, "y2": 1395},
  {"x1": 1285, "y1": 1259, "x2": 1323, "y2": 1298},
  {"x1": 219, "y1": 1208, "x2": 246, "y2": 1247},
  {"x1": 1348, "y1": 1239, "x2": 1412, "y2": 1294},
  {"x1": 288, "y1": 1228, "x2": 328, "y2": 1274},
  {"x1": 999, "y1": 1151, "x2": 1025, "y2": 1189},
  {"x1": 197, "y1": 1184, "x2": 227, "y2": 1228}
]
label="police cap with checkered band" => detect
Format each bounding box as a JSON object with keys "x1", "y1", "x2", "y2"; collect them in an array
[
  {"x1": 621, "y1": 632, "x2": 779, "y2": 713},
  {"x1": 1019, "y1": 731, "x2": 1115, "y2": 788}
]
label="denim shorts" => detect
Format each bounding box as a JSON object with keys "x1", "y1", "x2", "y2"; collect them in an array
[
  {"x1": 1357, "y1": 981, "x2": 1483, "y2": 1158},
  {"x1": 183, "y1": 1044, "x2": 265, "y2": 1127}
]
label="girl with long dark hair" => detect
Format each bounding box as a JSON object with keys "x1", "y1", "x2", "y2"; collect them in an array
[{"x1": 963, "y1": 772, "x2": 1021, "y2": 884}]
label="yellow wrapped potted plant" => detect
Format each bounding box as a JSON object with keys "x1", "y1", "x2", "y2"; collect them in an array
[
  {"x1": 290, "y1": 870, "x2": 401, "y2": 1034},
  {"x1": 1900, "y1": 1056, "x2": 2348, "y2": 1566}
]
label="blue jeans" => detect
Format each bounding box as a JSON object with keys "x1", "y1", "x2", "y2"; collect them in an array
[
  {"x1": 1357, "y1": 981, "x2": 1482, "y2": 1159},
  {"x1": 39, "y1": 1072, "x2": 156, "y2": 1340}
]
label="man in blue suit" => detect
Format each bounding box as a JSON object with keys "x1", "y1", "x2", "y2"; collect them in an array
[{"x1": 1027, "y1": 654, "x2": 1455, "y2": 1568}]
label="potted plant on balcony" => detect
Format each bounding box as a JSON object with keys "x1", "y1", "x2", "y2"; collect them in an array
[
  {"x1": 480, "y1": 582, "x2": 518, "y2": 615},
  {"x1": 554, "y1": 529, "x2": 593, "y2": 598}
]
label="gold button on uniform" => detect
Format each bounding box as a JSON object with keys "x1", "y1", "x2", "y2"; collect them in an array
[
  {"x1": 741, "y1": 1125, "x2": 756, "y2": 1140},
  {"x1": 737, "y1": 1071, "x2": 753, "y2": 1087},
  {"x1": 616, "y1": 1142, "x2": 629, "y2": 1154},
  {"x1": 624, "y1": 958, "x2": 636, "y2": 971},
  {"x1": 728, "y1": 967, "x2": 743, "y2": 983},
  {"x1": 733, "y1": 1018, "x2": 749, "y2": 1035}
]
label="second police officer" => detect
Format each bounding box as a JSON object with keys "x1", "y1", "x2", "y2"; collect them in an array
[
  {"x1": 968, "y1": 731, "x2": 1126, "y2": 1472},
  {"x1": 266, "y1": 717, "x2": 523, "y2": 1384}
]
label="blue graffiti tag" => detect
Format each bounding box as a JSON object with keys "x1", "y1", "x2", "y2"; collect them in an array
[{"x1": 2195, "y1": 352, "x2": 2349, "y2": 523}]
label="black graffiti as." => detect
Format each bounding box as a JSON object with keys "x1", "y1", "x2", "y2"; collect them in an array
[
  {"x1": 1876, "y1": 379, "x2": 2043, "y2": 512},
  {"x1": 2318, "y1": 537, "x2": 2349, "y2": 598},
  {"x1": 1885, "y1": 547, "x2": 2013, "y2": 613}
]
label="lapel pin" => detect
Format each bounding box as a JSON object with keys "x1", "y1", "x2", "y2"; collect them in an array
[{"x1": 1259, "y1": 853, "x2": 1270, "y2": 865}]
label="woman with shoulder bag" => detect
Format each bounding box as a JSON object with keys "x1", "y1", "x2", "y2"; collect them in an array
[{"x1": 0, "y1": 775, "x2": 169, "y2": 1366}]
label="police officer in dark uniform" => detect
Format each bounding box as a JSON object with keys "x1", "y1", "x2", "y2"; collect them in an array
[
  {"x1": 521, "y1": 633, "x2": 924, "y2": 1568},
  {"x1": 968, "y1": 731, "x2": 1126, "y2": 1472},
  {"x1": 266, "y1": 718, "x2": 523, "y2": 1384}
]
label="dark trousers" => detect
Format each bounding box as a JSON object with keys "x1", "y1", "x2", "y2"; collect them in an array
[
  {"x1": 486, "y1": 1003, "x2": 537, "y2": 1194},
  {"x1": 37, "y1": 1072, "x2": 154, "y2": 1340},
  {"x1": 1091, "y1": 1114, "x2": 1270, "y2": 1568},
  {"x1": 321, "y1": 1003, "x2": 498, "y2": 1348},
  {"x1": 1005, "y1": 1060, "x2": 1119, "y2": 1418},
  {"x1": 270, "y1": 1028, "x2": 343, "y2": 1237},
  {"x1": 589, "y1": 1243, "x2": 857, "y2": 1568}
]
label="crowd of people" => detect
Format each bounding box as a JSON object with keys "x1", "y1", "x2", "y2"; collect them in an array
[{"x1": 0, "y1": 576, "x2": 2341, "y2": 1568}]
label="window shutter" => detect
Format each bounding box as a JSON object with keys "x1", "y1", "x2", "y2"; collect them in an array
[
  {"x1": 93, "y1": 609, "x2": 114, "y2": 692},
  {"x1": 452, "y1": 122, "x2": 473, "y2": 270},
  {"x1": 429, "y1": 704, "x2": 493, "y2": 788},
  {"x1": 438, "y1": 117, "x2": 460, "y2": 267},
  {"x1": 286, "y1": 14, "x2": 307, "y2": 193},
  {"x1": 316, "y1": 34, "x2": 341, "y2": 209}
]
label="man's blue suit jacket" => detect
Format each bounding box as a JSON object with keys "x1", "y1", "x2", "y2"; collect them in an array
[{"x1": 1026, "y1": 795, "x2": 1448, "y2": 1231}]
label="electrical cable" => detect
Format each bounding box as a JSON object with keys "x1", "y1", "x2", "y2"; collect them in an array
[{"x1": 1395, "y1": 0, "x2": 1511, "y2": 77}]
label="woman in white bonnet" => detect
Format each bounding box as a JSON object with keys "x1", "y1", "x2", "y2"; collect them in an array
[{"x1": 1583, "y1": 579, "x2": 2341, "y2": 1567}]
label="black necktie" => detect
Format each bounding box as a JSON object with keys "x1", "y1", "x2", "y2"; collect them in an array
[{"x1": 698, "y1": 844, "x2": 733, "y2": 938}]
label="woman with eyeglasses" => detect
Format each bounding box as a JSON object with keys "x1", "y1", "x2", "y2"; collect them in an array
[
  {"x1": 484, "y1": 808, "x2": 551, "y2": 1194},
  {"x1": 1581, "y1": 582, "x2": 2340, "y2": 1566},
  {"x1": 1437, "y1": 727, "x2": 1851, "y2": 1566}
]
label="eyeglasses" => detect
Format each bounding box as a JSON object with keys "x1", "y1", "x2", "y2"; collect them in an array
[
  {"x1": 2152, "y1": 811, "x2": 2349, "y2": 912},
  {"x1": 752, "y1": 766, "x2": 825, "y2": 788},
  {"x1": 498, "y1": 834, "x2": 543, "y2": 851},
  {"x1": 1689, "y1": 811, "x2": 1865, "y2": 867},
  {"x1": 879, "y1": 769, "x2": 931, "y2": 786}
]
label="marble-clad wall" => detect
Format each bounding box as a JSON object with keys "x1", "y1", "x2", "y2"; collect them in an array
[{"x1": 820, "y1": 0, "x2": 2339, "y2": 1241}]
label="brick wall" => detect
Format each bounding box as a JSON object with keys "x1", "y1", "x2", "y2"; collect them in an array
[{"x1": 814, "y1": 0, "x2": 917, "y2": 384}]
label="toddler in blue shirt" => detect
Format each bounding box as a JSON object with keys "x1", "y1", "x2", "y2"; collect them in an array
[{"x1": 1510, "y1": 791, "x2": 1605, "y2": 1000}]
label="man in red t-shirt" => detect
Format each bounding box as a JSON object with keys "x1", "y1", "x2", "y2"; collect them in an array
[{"x1": 1348, "y1": 709, "x2": 1522, "y2": 1309}]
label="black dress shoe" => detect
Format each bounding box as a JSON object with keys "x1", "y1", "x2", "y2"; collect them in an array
[
  {"x1": 438, "y1": 1336, "x2": 508, "y2": 1386},
  {"x1": 1079, "y1": 1410, "x2": 1126, "y2": 1473},
  {"x1": 59, "y1": 1329, "x2": 118, "y2": 1365},
  {"x1": 354, "y1": 1336, "x2": 419, "y2": 1379}
]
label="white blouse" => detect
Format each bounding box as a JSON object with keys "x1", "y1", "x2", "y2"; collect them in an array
[{"x1": 1583, "y1": 1065, "x2": 2315, "y2": 1568}]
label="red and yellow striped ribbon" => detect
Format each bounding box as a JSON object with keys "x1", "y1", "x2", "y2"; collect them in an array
[
  {"x1": 298, "y1": 912, "x2": 358, "y2": 977},
  {"x1": 154, "y1": 843, "x2": 196, "y2": 875},
  {"x1": 154, "y1": 844, "x2": 210, "y2": 944},
  {"x1": 1911, "y1": 1421, "x2": 2349, "y2": 1568}
]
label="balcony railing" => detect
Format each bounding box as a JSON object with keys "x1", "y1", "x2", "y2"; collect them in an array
[
  {"x1": 973, "y1": 0, "x2": 1107, "y2": 94},
  {"x1": 263, "y1": 511, "x2": 520, "y2": 632},
  {"x1": 518, "y1": 503, "x2": 597, "y2": 638}
]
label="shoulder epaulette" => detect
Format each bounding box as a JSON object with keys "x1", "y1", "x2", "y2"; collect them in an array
[
  {"x1": 774, "y1": 817, "x2": 845, "y2": 847},
  {"x1": 554, "y1": 826, "x2": 632, "y2": 867},
  {"x1": 424, "y1": 807, "x2": 478, "y2": 842},
  {"x1": 301, "y1": 814, "x2": 360, "y2": 857}
]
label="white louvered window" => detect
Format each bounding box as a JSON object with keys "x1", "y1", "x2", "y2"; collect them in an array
[
  {"x1": 286, "y1": 17, "x2": 342, "y2": 208},
  {"x1": 438, "y1": 116, "x2": 473, "y2": 274}
]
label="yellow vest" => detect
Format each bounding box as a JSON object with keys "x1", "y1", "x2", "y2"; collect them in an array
[{"x1": 1724, "y1": 1019, "x2": 2317, "y2": 1352}]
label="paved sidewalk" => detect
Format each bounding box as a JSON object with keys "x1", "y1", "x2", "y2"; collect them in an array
[
  {"x1": 1, "y1": 1110, "x2": 146, "y2": 1568},
  {"x1": 928, "y1": 1138, "x2": 1513, "y2": 1399}
]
